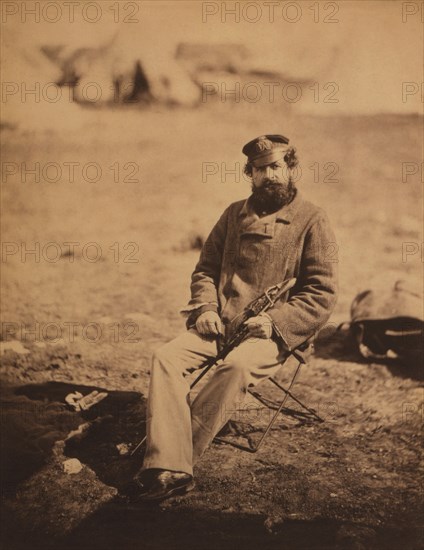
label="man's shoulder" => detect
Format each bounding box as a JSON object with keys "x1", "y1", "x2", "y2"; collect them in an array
[
  {"x1": 220, "y1": 195, "x2": 330, "y2": 225},
  {"x1": 228, "y1": 198, "x2": 247, "y2": 212},
  {"x1": 221, "y1": 199, "x2": 247, "y2": 217},
  {"x1": 296, "y1": 195, "x2": 330, "y2": 224}
]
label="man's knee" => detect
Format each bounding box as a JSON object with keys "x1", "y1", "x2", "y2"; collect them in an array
[
  {"x1": 152, "y1": 341, "x2": 178, "y2": 371},
  {"x1": 151, "y1": 332, "x2": 198, "y2": 374},
  {"x1": 218, "y1": 357, "x2": 250, "y2": 385},
  {"x1": 223, "y1": 339, "x2": 281, "y2": 380},
  {"x1": 152, "y1": 345, "x2": 167, "y2": 364}
]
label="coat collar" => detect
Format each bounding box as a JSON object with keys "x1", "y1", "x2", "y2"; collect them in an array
[{"x1": 238, "y1": 189, "x2": 303, "y2": 224}]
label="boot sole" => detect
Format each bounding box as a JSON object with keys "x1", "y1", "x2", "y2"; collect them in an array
[{"x1": 138, "y1": 480, "x2": 195, "y2": 503}]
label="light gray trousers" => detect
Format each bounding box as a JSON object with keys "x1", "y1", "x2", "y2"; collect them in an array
[{"x1": 142, "y1": 328, "x2": 287, "y2": 476}]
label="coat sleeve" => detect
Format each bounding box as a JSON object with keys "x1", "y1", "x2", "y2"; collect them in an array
[
  {"x1": 267, "y1": 212, "x2": 338, "y2": 351},
  {"x1": 180, "y1": 206, "x2": 229, "y2": 322}
]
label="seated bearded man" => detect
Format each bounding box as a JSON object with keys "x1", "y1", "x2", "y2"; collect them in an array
[{"x1": 132, "y1": 134, "x2": 338, "y2": 501}]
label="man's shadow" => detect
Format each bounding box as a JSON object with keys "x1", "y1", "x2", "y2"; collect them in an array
[{"x1": 6, "y1": 382, "x2": 148, "y2": 493}]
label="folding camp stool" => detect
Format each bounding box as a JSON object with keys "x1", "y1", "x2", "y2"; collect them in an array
[
  {"x1": 130, "y1": 341, "x2": 323, "y2": 457},
  {"x1": 211, "y1": 342, "x2": 324, "y2": 453}
]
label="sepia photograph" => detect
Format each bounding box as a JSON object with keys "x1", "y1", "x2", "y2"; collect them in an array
[{"x1": 1, "y1": 1, "x2": 423, "y2": 549}]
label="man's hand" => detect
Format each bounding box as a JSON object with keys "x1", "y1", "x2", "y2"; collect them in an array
[
  {"x1": 244, "y1": 313, "x2": 273, "y2": 339},
  {"x1": 196, "y1": 311, "x2": 223, "y2": 336}
]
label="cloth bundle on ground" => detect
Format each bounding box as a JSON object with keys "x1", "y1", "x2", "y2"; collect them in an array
[{"x1": 342, "y1": 280, "x2": 423, "y2": 365}]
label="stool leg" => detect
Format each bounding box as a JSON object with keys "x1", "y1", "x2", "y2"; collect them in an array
[
  {"x1": 249, "y1": 360, "x2": 303, "y2": 452},
  {"x1": 268, "y1": 378, "x2": 324, "y2": 423},
  {"x1": 214, "y1": 359, "x2": 304, "y2": 453}
]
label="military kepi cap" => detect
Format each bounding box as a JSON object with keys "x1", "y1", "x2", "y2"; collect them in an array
[{"x1": 242, "y1": 134, "x2": 290, "y2": 168}]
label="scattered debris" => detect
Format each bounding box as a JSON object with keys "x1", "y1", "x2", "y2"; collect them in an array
[
  {"x1": 65, "y1": 422, "x2": 92, "y2": 443},
  {"x1": 175, "y1": 231, "x2": 205, "y2": 252},
  {"x1": 0, "y1": 341, "x2": 30, "y2": 355},
  {"x1": 63, "y1": 458, "x2": 83, "y2": 475},
  {"x1": 65, "y1": 390, "x2": 108, "y2": 411},
  {"x1": 116, "y1": 443, "x2": 131, "y2": 456},
  {"x1": 34, "y1": 342, "x2": 46, "y2": 349}
]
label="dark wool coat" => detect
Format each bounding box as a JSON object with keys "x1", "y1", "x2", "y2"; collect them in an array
[{"x1": 182, "y1": 191, "x2": 338, "y2": 351}]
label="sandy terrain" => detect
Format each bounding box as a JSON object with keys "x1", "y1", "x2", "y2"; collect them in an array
[{"x1": 1, "y1": 101, "x2": 423, "y2": 549}]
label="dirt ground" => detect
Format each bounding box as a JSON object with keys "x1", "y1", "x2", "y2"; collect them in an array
[{"x1": 1, "y1": 104, "x2": 423, "y2": 550}]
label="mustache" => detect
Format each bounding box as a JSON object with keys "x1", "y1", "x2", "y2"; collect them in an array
[
  {"x1": 253, "y1": 179, "x2": 289, "y2": 194},
  {"x1": 261, "y1": 179, "x2": 284, "y2": 187}
]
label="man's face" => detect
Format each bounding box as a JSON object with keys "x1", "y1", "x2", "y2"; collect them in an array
[
  {"x1": 251, "y1": 159, "x2": 288, "y2": 188},
  {"x1": 249, "y1": 158, "x2": 296, "y2": 213}
]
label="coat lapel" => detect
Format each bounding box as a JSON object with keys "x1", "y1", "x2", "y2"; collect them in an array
[{"x1": 238, "y1": 191, "x2": 303, "y2": 237}]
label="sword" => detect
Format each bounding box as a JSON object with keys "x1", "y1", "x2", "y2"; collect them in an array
[{"x1": 130, "y1": 277, "x2": 296, "y2": 456}]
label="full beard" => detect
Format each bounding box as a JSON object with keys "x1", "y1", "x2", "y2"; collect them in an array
[{"x1": 250, "y1": 178, "x2": 297, "y2": 214}]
